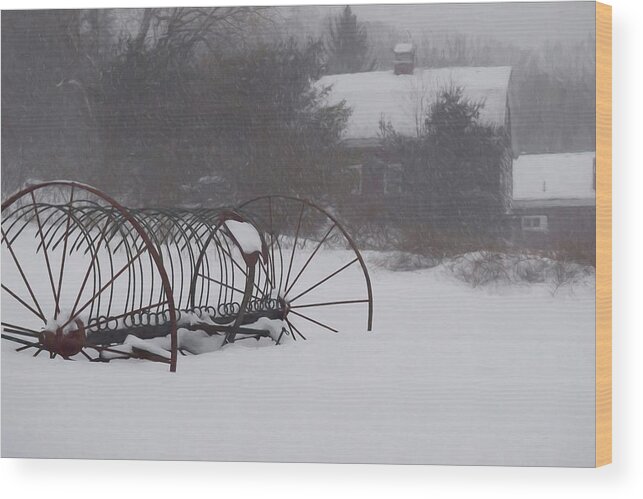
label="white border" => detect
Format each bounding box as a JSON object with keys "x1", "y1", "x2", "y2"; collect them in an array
[{"x1": 1, "y1": 1, "x2": 641, "y2": 497}]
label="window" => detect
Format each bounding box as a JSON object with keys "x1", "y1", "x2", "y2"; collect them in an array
[
  {"x1": 348, "y1": 165, "x2": 362, "y2": 195},
  {"x1": 521, "y1": 215, "x2": 548, "y2": 232},
  {"x1": 394, "y1": 53, "x2": 413, "y2": 63},
  {"x1": 384, "y1": 163, "x2": 403, "y2": 195}
]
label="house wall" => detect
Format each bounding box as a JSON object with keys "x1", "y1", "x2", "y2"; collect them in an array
[
  {"x1": 338, "y1": 136, "x2": 513, "y2": 228},
  {"x1": 509, "y1": 205, "x2": 596, "y2": 263},
  {"x1": 339, "y1": 147, "x2": 412, "y2": 225}
]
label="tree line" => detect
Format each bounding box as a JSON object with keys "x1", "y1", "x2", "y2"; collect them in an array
[
  {"x1": 1, "y1": 8, "x2": 352, "y2": 206},
  {"x1": 2, "y1": 6, "x2": 596, "y2": 206}
]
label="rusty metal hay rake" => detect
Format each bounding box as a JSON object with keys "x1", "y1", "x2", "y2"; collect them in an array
[{"x1": 1, "y1": 181, "x2": 373, "y2": 371}]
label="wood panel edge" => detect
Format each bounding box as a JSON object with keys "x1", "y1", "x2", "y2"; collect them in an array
[{"x1": 595, "y1": 0, "x2": 612, "y2": 468}]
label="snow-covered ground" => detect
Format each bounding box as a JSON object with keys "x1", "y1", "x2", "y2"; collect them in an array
[{"x1": 1, "y1": 249, "x2": 595, "y2": 466}]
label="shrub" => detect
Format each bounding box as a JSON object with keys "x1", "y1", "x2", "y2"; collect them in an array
[
  {"x1": 514, "y1": 257, "x2": 548, "y2": 283},
  {"x1": 546, "y1": 258, "x2": 593, "y2": 295},
  {"x1": 447, "y1": 251, "x2": 512, "y2": 287},
  {"x1": 369, "y1": 251, "x2": 440, "y2": 272},
  {"x1": 446, "y1": 251, "x2": 594, "y2": 292}
]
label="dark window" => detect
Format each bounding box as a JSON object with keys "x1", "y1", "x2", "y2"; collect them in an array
[
  {"x1": 349, "y1": 165, "x2": 362, "y2": 195},
  {"x1": 521, "y1": 215, "x2": 548, "y2": 232},
  {"x1": 384, "y1": 163, "x2": 403, "y2": 195},
  {"x1": 361, "y1": 163, "x2": 384, "y2": 194}
]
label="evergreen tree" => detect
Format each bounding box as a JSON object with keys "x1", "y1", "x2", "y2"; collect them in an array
[
  {"x1": 380, "y1": 86, "x2": 510, "y2": 248},
  {"x1": 424, "y1": 86, "x2": 509, "y2": 238},
  {"x1": 201, "y1": 38, "x2": 351, "y2": 202},
  {"x1": 325, "y1": 6, "x2": 376, "y2": 75}
]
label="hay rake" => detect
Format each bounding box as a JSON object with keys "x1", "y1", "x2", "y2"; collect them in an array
[{"x1": 1, "y1": 181, "x2": 373, "y2": 371}]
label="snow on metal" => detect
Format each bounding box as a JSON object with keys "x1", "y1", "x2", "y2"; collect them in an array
[
  {"x1": 1, "y1": 185, "x2": 374, "y2": 372},
  {"x1": 224, "y1": 220, "x2": 263, "y2": 255}
]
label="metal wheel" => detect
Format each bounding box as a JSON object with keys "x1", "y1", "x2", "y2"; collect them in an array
[
  {"x1": 237, "y1": 195, "x2": 373, "y2": 339},
  {"x1": 188, "y1": 210, "x2": 270, "y2": 344},
  {"x1": 1, "y1": 181, "x2": 179, "y2": 371}
]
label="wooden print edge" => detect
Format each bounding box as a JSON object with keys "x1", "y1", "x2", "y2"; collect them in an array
[{"x1": 596, "y1": 1, "x2": 612, "y2": 467}]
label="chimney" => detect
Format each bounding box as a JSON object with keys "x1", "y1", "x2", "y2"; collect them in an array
[{"x1": 393, "y1": 43, "x2": 415, "y2": 75}]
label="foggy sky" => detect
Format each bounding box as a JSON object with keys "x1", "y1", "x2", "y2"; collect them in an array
[{"x1": 288, "y1": 2, "x2": 595, "y2": 48}]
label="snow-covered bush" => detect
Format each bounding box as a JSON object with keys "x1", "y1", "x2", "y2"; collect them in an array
[
  {"x1": 547, "y1": 259, "x2": 594, "y2": 295},
  {"x1": 447, "y1": 251, "x2": 594, "y2": 292},
  {"x1": 514, "y1": 257, "x2": 548, "y2": 283},
  {"x1": 369, "y1": 251, "x2": 441, "y2": 272},
  {"x1": 448, "y1": 251, "x2": 512, "y2": 287},
  {"x1": 351, "y1": 223, "x2": 403, "y2": 251}
]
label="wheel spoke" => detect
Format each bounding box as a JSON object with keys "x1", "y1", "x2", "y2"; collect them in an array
[
  {"x1": 288, "y1": 258, "x2": 359, "y2": 303},
  {"x1": 68, "y1": 210, "x2": 116, "y2": 320},
  {"x1": 284, "y1": 223, "x2": 336, "y2": 297},
  {"x1": 17, "y1": 342, "x2": 40, "y2": 352},
  {"x1": 1, "y1": 228, "x2": 46, "y2": 321},
  {"x1": 284, "y1": 203, "x2": 305, "y2": 293},
  {"x1": 290, "y1": 299, "x2": 369, "y2": 310},
  {"x1": 289, "y1": 309, "x2": 338, "y2": 333},
  {"x1": 268, "y1": 197, "x2": 276, "y2": 286},
  {"x1": 2, "y1": 327, "x2": 40, "y2": 338},
  {"x1": 1, "y1": 284, "x2": 47, "y2": 322},
  {"x1": 1, "y1": 334, "x2": 40, "y2": 349},
  {"x1": 30, "y1": 192, "x2": 58, "y2": 315},
  {"x1": 286, "y1": 318, "x2": 306, "y2": 340},
  {"x1": 197, "y1": 273, "x2": 246, "y2": 295},
  {"x1": 53, "y1": 184, "x2": 75, "y2": 319},
  {"x1": 86, "y1": 345, "x2": 133, "y2": 359},
  {"x1": 80, "y1": 349, "x2": 95, "y2": 361},
  {"x1": 271, "y1": 234, "x2": 285, "y2": 297},
  {"x1": 257, "y1": 256, "x2": 273, "y2": 288},
  {"x1": 63, "y1": 243, "x2": 149, "y2": 329},
  {"x1": 2, "y1": 322, "x2": 41, "y2": 335},
  {"x1": 285, "y1": 318, "x2": 296, "y2": 341}
]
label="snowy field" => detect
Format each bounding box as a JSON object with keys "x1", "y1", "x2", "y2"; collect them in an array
[{"x1": 1, "y1": 248, "x2": 595, "y2": 466}]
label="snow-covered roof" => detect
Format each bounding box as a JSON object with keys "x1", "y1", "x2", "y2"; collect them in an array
[
  {"x1": 512, "y1": 152, "x2": 596, "y2": 207},
  {"x1": 393, "y1": 43, "x2": 414, "y2": 54},
  {"x1": 317, "y1": 66, "x2": 512, "y2": 143}
]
